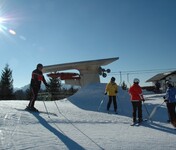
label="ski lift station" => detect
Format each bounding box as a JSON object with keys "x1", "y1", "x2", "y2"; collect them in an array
[{"x1": 43, "y1": 57, "x2": 119, "y2": 87}]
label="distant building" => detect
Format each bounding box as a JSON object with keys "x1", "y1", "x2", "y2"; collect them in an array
[{"x1": 146, "y1": 71, "x2": 176, "y2": 92}]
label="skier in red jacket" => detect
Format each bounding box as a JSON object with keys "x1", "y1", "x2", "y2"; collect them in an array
[{"x1": 129, "y1": 78, "x2": 144, "y2": 123}]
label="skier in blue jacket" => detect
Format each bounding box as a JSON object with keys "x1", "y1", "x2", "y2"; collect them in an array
[{"x1": 164, "y1": 81, "x2": 176, "y2": 127}]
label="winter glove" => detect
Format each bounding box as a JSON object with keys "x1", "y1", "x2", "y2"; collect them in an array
[
  {"x1": 115, "y1": 90, "x2": 118, "y2": 93},
  {"x1": 104, "y1": 92, "x2": 107, "y2": 95},
  {"x1": 163, "y1": 96, "x2": 166, "y2": 99},
  {"x1": 142, "y1": 99, "x2": 145, "y2": 102},
  {"x1": 46, "y1": 82, "x2": 50, "y2": 87}
]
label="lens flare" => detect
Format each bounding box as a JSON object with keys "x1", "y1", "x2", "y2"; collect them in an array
[
  {"x1": 0, "y1": 7, "x2": 26, "y2": 40},
  {"x1": 0, "y1": 17, "x2": 6, "y2": 31},
  {"x1": 9, "y1": 29, "x2": 16, "y2": 35},
  {"x1": 0, "y1": 17, "x2": 6, "y2": 23}
]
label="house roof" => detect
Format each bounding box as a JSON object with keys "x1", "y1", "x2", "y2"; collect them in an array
[{"x1": 146, "y1": 71, "x2": 176, "y2": 82}]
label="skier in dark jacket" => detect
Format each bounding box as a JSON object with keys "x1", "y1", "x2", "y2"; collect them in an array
[
  {"x1": 164, "y1": 81, "x2": 176, "y2": 127},
  {"x1": 27, "y1": 63, "x2": 49, "y2": 111}
]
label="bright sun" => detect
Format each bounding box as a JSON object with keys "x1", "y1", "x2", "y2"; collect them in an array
[{"x1": 0, "y1": 16, "x2": 16, "y2": 35}]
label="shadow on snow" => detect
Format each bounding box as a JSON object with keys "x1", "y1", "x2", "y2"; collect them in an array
[{"x1": 31, "y1": 112, "x2": 85, "y2": 150}]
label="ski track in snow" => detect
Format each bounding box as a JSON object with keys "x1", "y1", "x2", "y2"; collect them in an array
[
  {"x1": 52, "y1": 101, "x2": 105, "y2": 150},
  {"x1": 0, "y1": 84, "x2": 176, "y2": 150},
  {"x1": 1, "y1": 110, "x2": 22, "y2": 149}
]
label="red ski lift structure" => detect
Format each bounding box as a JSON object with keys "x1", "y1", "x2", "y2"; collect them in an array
[{"x1": 47, "y1": 72, "x2": 81, "y2": 80}]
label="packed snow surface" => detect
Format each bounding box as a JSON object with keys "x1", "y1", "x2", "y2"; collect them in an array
[{"x1": 0, "y1": 83, "x2": 175, "y2": 150}]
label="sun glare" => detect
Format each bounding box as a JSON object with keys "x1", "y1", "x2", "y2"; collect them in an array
[
  {"x1": 0, "y1": 16, "x2": 17, "y2": 36},
  {"x1": 0, "y1": 7, "x2": 22, "y2": 39},
  {"x1": 0, "y1": 17, "x2": 6, "y2": 31},
  {"x1": 0, "y1": 17, "x2": 5, "y2": 23},
  {"x1": 0, "y1": 3, "x2": 18, "y2": 38},
  {"x1": 9, "y1": 29, "x2": 16, "y2": 35}
]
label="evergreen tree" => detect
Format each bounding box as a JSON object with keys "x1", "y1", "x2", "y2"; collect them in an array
[
  {"x1": 48, "y1": 77, "x2": 61, "y2": 100},
  {"x1": 15, "y1": 90, "x2": 26, "y2": 100},
  {"x1": 25, "y1": 88, "x2": 31, "y2": 100},
  {"x1": 68, "y1": 85, "x2": 79, "y2": 95},
  {"x1": 0, "y1": 64, "x2": 14, "y2": 100}
]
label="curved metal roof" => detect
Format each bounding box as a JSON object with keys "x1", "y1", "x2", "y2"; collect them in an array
[{"x1": 43, "y1": 57, "x2": 119, "y2": 73}]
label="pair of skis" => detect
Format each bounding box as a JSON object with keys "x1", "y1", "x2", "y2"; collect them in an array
[{"x1": 16, "y1": 108, "x2": 58, "y2": 117}]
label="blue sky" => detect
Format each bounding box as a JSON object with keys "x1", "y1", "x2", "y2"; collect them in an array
[{"x1": 0, "y1": 0, "x2": 176, "y2": 88}]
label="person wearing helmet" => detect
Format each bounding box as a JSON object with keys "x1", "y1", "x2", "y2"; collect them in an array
[
  {"x1": 129, "y1": 78, "x2": 144, "y2": 124},
  {"x1": 164, "y1": 81, "x2": 176, "y2": 127},
  {"x1": 26, "y1": 63, "x2": 49, "y2": 111},
  {"x1": 105, "y1": 77, "x2": 118, "y2": 113}
]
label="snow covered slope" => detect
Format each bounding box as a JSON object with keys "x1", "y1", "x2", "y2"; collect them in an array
[
  {"x1": 69, "y1": 83, "x2": 132, "y2": 116},
  {"x1": 0, "y1": 83, "x2": 175, "y2": 150}
]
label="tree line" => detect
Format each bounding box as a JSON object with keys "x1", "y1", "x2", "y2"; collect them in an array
[{"x1": 0, "y1": 64, "x2": 79, "y2": 100}]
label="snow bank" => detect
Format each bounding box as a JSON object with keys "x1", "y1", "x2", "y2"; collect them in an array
[{"x1": 69, "y1": 83, "x2": 132, "y2": 117}]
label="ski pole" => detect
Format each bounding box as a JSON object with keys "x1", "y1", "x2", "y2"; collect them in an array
[
  {"x1": 98, "y1": 95, "x2": 106, "y2": 111},
  {"x1": 42, "y1": 92, "x2": 51, "y2": 118},
  {"x1": 164, "y1": 101, "x2": 171, "y2": 122},
  {"x1": 54, "y1": 100, "x2": 61, "y2": 114},
  {"x1": 116, "y1": 95, "x2": 119, "y2": 111},
  {"x1": 143, "y1": 101, "x2": 150, "y2": 116},
  {"x1": 43, "y1": 100, "x2": 50, "y2": 118},
  {"x1": 45, "y1": 89, "x2": 59, "y2": 116},
  {"x1": 148, "y1": 101, "x2": 165, "y2": 120}
]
